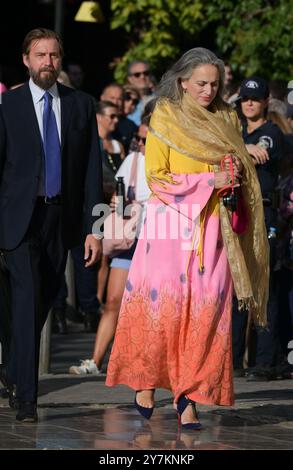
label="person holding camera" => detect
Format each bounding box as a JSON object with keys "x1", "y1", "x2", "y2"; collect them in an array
[{"x1": 106, "y1": 49, "x2": 269, "y2": 429}]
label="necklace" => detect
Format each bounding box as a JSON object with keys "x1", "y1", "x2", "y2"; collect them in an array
[{"x1": 105, "y1": 151, "x2": 118, "y2": 172}]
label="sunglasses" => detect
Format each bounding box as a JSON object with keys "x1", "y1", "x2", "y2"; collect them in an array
[
  {"x1": 135, "y1": 135, "x2": 146, "y2": 144},
  {"x1": 124, "y1": 92, "x2": 139, "y2": 106},
  {"x1": 104, "y1": 113, "x2": 119, "y2": 119},
  {"x1": 129, "y1": 70, "x2": 150, "y2": 78}
]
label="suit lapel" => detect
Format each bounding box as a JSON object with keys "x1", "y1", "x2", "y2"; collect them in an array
[
  {"x1": 58, "y1": 83, "x2": 74, "y2": 152},
  {"x1": 20, "y1": 83, "x2": 43, "y2": 150}
]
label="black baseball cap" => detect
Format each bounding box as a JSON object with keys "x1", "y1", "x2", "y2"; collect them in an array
[{"x1": 240, "y1": 77, "x2": 269, "y2": 100}]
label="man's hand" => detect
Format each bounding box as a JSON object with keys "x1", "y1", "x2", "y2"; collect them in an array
[{"x1": 84, "y1": 234, "x2": 102, "y2": 267}]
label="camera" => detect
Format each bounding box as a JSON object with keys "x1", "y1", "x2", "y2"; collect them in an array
[{"x1": 222, "y1": 191, "x2": 238, "y2": 212}]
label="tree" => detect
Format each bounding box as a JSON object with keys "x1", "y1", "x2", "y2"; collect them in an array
[
  {"x1": 207, "y1": 0, "x2": 293, "y2": 80},
  {"x1": 110, "y1": 0, "x2": 293, "y2": 82},
  {"x1": 110, "y1": 0, "x2": 205, "y2": 83}
]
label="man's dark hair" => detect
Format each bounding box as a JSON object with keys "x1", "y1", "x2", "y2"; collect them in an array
[
  {"x1": 127, "y1": 60, "x2": 150, "y2": 76},
  {"x1": 95, "y1": 100, "x2": 119, "y2": 115},
  {"x1": 101, "y1": 83, "x2": 123, "y2": 95},
  {"x1": 22, "y1": 28, "x2": 64, "y2": 57}
]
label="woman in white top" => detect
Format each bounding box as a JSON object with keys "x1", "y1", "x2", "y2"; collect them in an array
[
  {"x1": 69, "y1": 123, "x2": 151, "y2": 375},
  {"x1": 96, "y1": 100, "x2": 125, "y2": 172},
  {"x1": 95, "y1": 101, "x2": 125, "y2": 305}
]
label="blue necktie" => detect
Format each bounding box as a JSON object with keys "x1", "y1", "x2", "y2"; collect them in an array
[{"x1": 42, "y1": 92, "x2": 61, "y2": 197}]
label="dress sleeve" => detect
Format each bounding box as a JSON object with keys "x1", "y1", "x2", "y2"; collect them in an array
[
  {"x1": 145, "y1": 131, "x2": 173, "y2": 185},
  {"x1": 145, "y1": 132, "x2": 215, "y2": 219}
]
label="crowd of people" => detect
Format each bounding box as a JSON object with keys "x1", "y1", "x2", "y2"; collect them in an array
[{"x1": 0, "y1": 27, "x2": 292, "y2": 425}]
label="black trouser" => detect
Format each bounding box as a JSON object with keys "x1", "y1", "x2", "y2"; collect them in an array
[
  {"x1": 53, "y1": 242, "x2": 99, "y2": 313},
  {"x1": 3, "y1": 200, "x2": 66, "y2": 403},
  {"x1": 232, "y1": 273, "x2": 280, "y2": 368},
  {"x1": 278, "y1": 268, "x2": 293, "y2": 359},
  {"x1": 232, "y1": 210, "x2": 280, "y2": 368},
  {"x1": 0, "y1": 264, "x2": 11, "y2": 372},
  {"x1": 232, "y1": 297, "x2": 248, "y2": 369},
  {"x1": 253, "y1": 268, "x2": 280, "y2": 366}
]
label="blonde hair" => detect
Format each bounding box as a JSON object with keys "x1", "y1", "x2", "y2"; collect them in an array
[
  {"x1": 123, "y1": 84, "x2": 139, "y2": 98},
  {"x1": 57, "y1": 71, "x2": 72, "y2": 88},
  {"x1": 268, "y1": 111, "x2": 292, "y2": 134}
]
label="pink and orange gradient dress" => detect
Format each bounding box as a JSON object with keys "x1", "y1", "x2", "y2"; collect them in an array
[{"x1": 105, "y1": 132, "x2": 234, "y2": 406}]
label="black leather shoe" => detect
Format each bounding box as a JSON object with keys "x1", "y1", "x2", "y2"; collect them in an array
[
  {"x1": 0, "y1": 365, "x2": 9, "y2": 388},
  {"x1": 8, "y1": 384, "x2": 19, "y2": 409},
  {"x1": 52, "y1": 308, "x2": 68, "y2": 334},
  {"x1": 274, "y1": 363, "x2": 293, "y2": 380},
  {"x1": 0, "y1": 387, "x2": 9, "y2": 399},
  {"x1": 0, "y1": 366, "x2": 18, "y2": 409},
  {"x1": 0, "y1": 385, "x2": 18, "y2": 411},
  {"x1": 16, "y1": 402, "x2": 38, "y2": 423},
  {"x1": 233, "y1": 368, "x2": 245, "y2": 378},
  {"x1": 84, "y1": 311, "x2": 100, "y2": 333},
  {"x1": 246, "y1": 366, "x2": 276, "y2": 382}
]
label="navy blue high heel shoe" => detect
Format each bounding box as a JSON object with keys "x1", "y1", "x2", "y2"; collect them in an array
[
  {"x1": 134, "y1": 391, "x2": 154, "y2": 420},
  {"x1": 177, "y1": 395, "x2": 202, "y2": 430}
]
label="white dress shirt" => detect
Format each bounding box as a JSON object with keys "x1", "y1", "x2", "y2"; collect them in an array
[{"x1": 29, "y1": 78, "x2": 61, "y2": 142}]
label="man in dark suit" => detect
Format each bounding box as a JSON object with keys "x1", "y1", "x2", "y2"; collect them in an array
[{"x1": 0, "y1": 28, "x2": 103, "y2": 422}]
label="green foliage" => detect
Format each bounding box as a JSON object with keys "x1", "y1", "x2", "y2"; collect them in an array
[
  {"x1": 110, "y1": 0, "x2": 204, "y2": 83},
  {"x1": 209, "y1": 0, "x2": 293, "y2": 79},
  {"x1": 110, "y1": 0, "x2": 293, "y2": 82}
]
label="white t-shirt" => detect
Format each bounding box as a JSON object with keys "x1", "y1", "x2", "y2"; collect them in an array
[
  {"x1": 115, "y1": 151, "x2": 151, "y2": 233},
  {"x1": 115, "y1": 151, "x2": 151, "y2": 205}
]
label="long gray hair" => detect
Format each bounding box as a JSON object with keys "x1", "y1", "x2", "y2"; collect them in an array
[{"x1": 156, "y1": 48, "x2": 225, "y2": 105}]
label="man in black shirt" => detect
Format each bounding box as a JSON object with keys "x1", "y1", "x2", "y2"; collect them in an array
[{"x1": 233, "y1": 77, "x2": 285, "y2": 380}]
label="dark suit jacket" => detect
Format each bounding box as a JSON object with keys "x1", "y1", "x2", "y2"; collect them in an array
[{"x1": 0, "y1": 82, "x2": 103, "y2": 250}]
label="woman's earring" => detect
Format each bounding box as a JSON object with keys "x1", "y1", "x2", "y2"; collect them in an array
[{"x1": 183, "y1": 88, "x2": 187, "y2": 93}]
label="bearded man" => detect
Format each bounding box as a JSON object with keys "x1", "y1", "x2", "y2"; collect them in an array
[{"x1": 0, "y1": 28, "x2": 103, "y2": 422}]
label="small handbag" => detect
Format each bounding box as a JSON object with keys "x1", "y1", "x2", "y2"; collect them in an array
[
  {"x1": 101, "y1": 147, "x2": 118, "y2": 204},
  {"x1": 102, "y1": 154, "x2": 142, "y2": 257},
  {"x1": 217, "y1": 155, "x2": 249, "y2": 235},
  {"x1": 231, "y1": 187, "x2": 249, "y2": 235}
]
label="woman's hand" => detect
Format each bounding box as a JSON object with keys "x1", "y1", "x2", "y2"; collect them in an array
[
  {"x1": 214, "y1": 171, "x2": 241, "y2": 189},
  {"x1": 223, "y1": 154, "x2": 243, "y2": 174},
  {"x1": 110, "y1": 192, "x2": 117, "y2": 210},
  {"x1": 233, "y1": 157, "x2": 243, "y2": 174},
  {"x1": 245, "y1": 144, "x2": 269, "y2": 165},
  {"x1": 110, "y1": 192, "x2": 133, "y2": 211}
]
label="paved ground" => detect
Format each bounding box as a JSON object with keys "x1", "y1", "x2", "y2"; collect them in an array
[{"x1": 0, "y1": 324, "x2": 292, "y2": 450}]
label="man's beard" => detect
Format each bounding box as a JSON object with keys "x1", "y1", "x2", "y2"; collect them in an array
[{"x1": 30, "y1": 66, "x2": 60, "y2": 90}]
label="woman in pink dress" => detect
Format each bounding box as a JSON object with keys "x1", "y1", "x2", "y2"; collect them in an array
[{"x1": 106, "y1": 48, "x2": 269, "y2": 430}]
